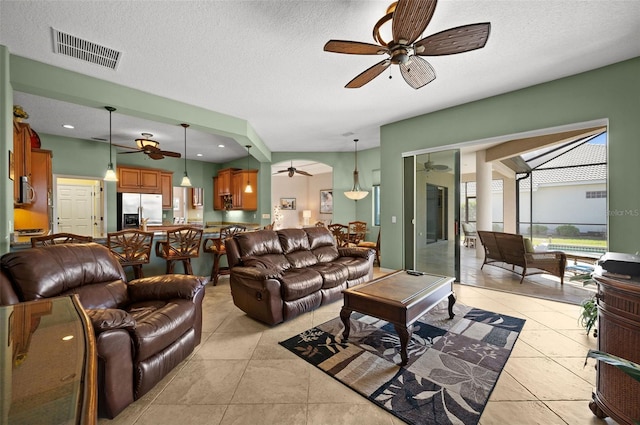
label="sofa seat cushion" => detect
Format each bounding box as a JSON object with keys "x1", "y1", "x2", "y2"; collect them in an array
[
  {"x1": 308, "y1": 263, "x2": 348, "y2": 289},
  {"x1": 279, "y1": 269, "x2": 323, "y2": 301},
  {"x1": 332, "y1": 257, "x2": 371, "y2": 281},
  {"x1": 127, "y1": 299, "x2": 196, "y2": 362}
]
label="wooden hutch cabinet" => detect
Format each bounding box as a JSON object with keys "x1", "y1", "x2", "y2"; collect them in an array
[
  {"x1": 231, "y1": 170, "x2": 258, "y2": 210},
  {"x1": 213, "y1": 168, "x2": 257, "y2": 210},
  {"x1": 590, "y1": 273, "x2": 640, "y2": 424}
]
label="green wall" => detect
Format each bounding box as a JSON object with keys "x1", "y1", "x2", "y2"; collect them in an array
[{"x1": 380, "y1": 57, "x2": 640, "y2": 269}]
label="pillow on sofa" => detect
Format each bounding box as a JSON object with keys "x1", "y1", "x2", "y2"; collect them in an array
[{"x1": 524, "y1": 238, "x2": 535, "y2": 253}]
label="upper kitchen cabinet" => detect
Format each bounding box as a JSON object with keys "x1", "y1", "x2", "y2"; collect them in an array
[
  {"x1": 160, "y1": 172, "x2": 173, "y2": 209},
  {"x1": 117, "y1": 166, "x2": 161, "y2": 194},
  {"x1": 12, "y1": 120, "x2": 34, "y2": 204},
  {"x1": 232, "y1": 170, "x2": 258, "y2": 210},
  {"x1": 215, "y1": 168, "x2": 238, "y2": 196},
  {"x1": 14, "y1": 149, "x2": 53, "y2": 234}
]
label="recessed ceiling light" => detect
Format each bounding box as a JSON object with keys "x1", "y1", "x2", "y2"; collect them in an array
[
  {"x1": 218, "y1": 144, "x2": 225, "y2": 148},
  {"x1": 196, "y1": 153, "x2": 203, "y2": 157},
  {"x1": 62, "y1": 124, "x2": 74, "y2": 129}
]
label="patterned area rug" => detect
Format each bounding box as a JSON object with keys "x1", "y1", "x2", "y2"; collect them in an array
[{"x1": 280, "y1": 302, "x2": 525, "y2": 425}]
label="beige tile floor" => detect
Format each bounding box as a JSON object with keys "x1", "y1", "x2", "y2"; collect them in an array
[{"x1": 100, "y1": 268, "x2": 619, "y2": 425}]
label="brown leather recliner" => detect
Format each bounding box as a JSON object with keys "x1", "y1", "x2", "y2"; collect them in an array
[
  {"x1": 225, "y1": 227, "x2": 374, "y2": 325},
  {"x1": 0, "y1": 243, "x2": 208, "y2": 419}
]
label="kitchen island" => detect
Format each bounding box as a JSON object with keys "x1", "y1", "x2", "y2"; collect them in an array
[{"x1": 9, "y1": 222, "x2": 262, "y2": 279}]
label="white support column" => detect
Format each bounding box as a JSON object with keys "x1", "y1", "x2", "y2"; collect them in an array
[{"x1": 476, "y1": 150, "x2": 493, "y2": 257}]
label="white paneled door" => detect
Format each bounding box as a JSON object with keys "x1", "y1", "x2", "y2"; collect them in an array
[{"x1": 56, "y1": 179, "x2": 102, "y2": 237}]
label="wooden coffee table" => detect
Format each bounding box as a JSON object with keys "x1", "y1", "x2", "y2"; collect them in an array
[{"x1": 341, "y1": 270, "x2": 456, "y2": 366}]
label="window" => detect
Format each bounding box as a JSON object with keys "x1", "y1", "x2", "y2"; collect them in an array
[
  {"x1": 586, "y1": 190, "x2": 606, "y2": 199},
  {"x1": 373, "y1": 184, "x2": 380, "y2": 226}
]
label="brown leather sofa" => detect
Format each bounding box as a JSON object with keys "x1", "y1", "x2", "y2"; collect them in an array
[
  {"x1": 0, "y1": 243, "x2": 208, "y2": 419},
  {"x1": 225, "y1": 227, "x2": 374, "y2": 325}
]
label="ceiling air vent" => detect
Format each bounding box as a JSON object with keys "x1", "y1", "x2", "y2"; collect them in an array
[{"x1": 51, "y1": 28, "x2": 121, "y2": 70}]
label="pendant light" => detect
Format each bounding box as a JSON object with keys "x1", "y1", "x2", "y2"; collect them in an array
[
  {"x1": 180, "y1": 123, "x2": 192, "y2": 187},
  {"x1": 244, "y1": 145, "x2": 253, "y2": 193},
  {"x1": 103, "y1": 106, "x2": 118, "y2": 181},
  {"x1": 344, "y1": 139, "x2": 368, "y2": 200}
]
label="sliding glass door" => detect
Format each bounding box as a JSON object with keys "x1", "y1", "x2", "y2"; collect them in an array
[{"x1": 405, "y1": 149, "x2": 460, "y2": 281}]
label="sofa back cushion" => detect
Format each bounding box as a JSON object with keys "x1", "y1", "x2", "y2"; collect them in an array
[
  {"x1": 304, "y1": 227, "x2": 340, "y2": 263},
  {"x1": 235, "y1": 230, "x2": 291, "y2": 272},
  {"x1": 277, "y1": 229, "x2": 318, "y2": 268},
  {"x1": 0, "y1": 243, "x2": 129, "y2": 308}
]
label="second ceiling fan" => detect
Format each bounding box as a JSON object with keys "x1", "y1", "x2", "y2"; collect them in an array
[
  {"x1": 324, "y1": 0, "x2": 490, "y2": 89},
  {"x1": 274, "y1": 161, "x2": 313, "y2": 177}
]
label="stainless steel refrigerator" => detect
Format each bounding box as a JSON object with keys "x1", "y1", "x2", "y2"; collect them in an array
[{"x1": 117, "y1": 193, "x2": 163, "y2": 230}]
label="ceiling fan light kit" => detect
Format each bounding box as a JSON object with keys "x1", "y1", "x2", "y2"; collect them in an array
[
  {"x1": 180, "y1": 123, "x2": 192, "y2": 187},
  {"x1": 344, "y1": 139, "x2": 369, "y2": 201},
  {"x1": 135, "y1": 133, "x2": 159, "y2": 149},
  {"x1": 103, "y1": 106, "x2": 118, "y2": 181},
  {"x1": 324, "y1": 0, "x2": 490, "y2": 89}
]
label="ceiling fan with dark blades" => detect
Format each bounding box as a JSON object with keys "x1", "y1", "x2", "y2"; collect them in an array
[
  {"x1": 323, "y1": 0, "x2": 490, "y2": 89},
  {"x1": 114, "y1": 133, "x2": 181, "y2": 160},
  {"x1": 275, "y1": 161, "x2": 313, "y2": 177}
]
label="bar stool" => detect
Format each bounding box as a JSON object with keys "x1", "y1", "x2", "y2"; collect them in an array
[
  {"x1": 31, "y1": 233, "x2": 93, "y2": 247},
  {"x1": 107, "y1": 229, "x2": 154, "y2": 279},
  {"x1": 155, "y1": 226, "x2": 203, "y2": 275},
  {"x1": 203, "y1": 224, "x2": 246, "y2": 285}
]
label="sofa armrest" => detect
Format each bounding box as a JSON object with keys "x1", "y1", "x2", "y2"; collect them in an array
[
  {"x1": 127, "y1": 274, "x2": 208, "y2": 302},
  {"x1": 338, "y1": 246, "x2": 374, "y2": 259},
  {"x1": 232, "y1": 266, "x2": 282, "y2": 281},
  {"x1": 86, "y1": 308, "x2": 136, "y2": 334}
]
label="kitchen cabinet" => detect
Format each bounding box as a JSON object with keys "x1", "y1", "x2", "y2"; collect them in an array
[
  {"x1": 216, "y1": 168, "x2": 238, "y2": 196},
  {"x1": 213, "y1": 169, "x2": 257, "y2": 211},
  {"x1": 117, "y1": 166, "x2": 161, "y2": 193},
  {"x1": 231, "y1": 170, "x2": 258, "y2": 210},
  {"x1": 160, "y1": 172, "x2": 173, "y2": 209},
  {"x1": 12, "y1": 120, "x2": 34, "y2": 204},
  {"x1": 14, "y1": 149, "x2": 53, "y2": 234},
  {"x1": 190, "y1": 187, "x2": 203, "y2": 207},
  {"x1": 213, "y1": 176, "x2": 223, "y2": 210}
]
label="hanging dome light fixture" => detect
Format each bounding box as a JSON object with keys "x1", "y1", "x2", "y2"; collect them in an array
[
  {"x1": 180, "y1": 123, "x2": 192, "y2": 187},
  {"x1": 103, "y1": 106, "x2": 118, "y2": 182},
  {"x1": 244, "y1": 145, "x2": 253, "y2": 193},
  {"x1": 344, "y1": 139, "x2": 369, "y2": 200}
]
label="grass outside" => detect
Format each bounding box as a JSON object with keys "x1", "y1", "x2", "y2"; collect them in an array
[{"x1": 532, "y1": 237, "x2": 607, "y2": 248}]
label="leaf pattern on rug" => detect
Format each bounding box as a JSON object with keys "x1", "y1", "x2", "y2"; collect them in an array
[{"x1": 279, "y1": 304, "x2": 524, "y2": 425}]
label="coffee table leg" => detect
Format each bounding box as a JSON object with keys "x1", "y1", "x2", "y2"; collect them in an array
[
  {"x1": 340, "y1": 307, "x2": 352, "y2": 340},
  {"x1": 393, "y1": 323, "x2": 414, "y2": 366},
  {"x1": 448, "y1": 293, "x2": 456, "y2": 319}
]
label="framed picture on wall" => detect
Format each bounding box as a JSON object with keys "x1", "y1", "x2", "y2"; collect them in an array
[
  {"x1": 280, "y1": 197, "x2": 296, "y2": 210},
  {"x1": 320, "y1": 189, "x2": 333, "y2": 214}
]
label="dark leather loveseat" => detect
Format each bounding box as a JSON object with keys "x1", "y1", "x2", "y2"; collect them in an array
[
  {"x1": 225, "y1": 227, "x2": 374, "y2": 325},
  {"x1": 0, "y1": 243, "x2": 208, "y2": 418}
]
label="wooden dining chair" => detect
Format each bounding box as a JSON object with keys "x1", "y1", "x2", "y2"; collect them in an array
[
  {"x1": 203, "y1": 224, "x2": 246, "y2": 285},
  {"x1": 358, "y1": 230, "x2": 381, "y2": 266},
  {"x1": 155, "y1": 226, "x2": 203, "y2": 275},
  {"x1": 107, "y1": 229, "x2": 154, "y2": 279},
  {"x1": 347, "y1": 221, "x2": 367, "y2": 245},
  {"x1": 327, "y1": 223, "x2": 349, "y2": 247},
  {"x1": 31, "y1": 233, "x2": 93, "y2": 247}
]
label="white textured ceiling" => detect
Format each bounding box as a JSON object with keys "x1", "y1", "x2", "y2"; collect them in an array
[{"x1": 1, "y1": 1, "x2": 639, "y2": 165}]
